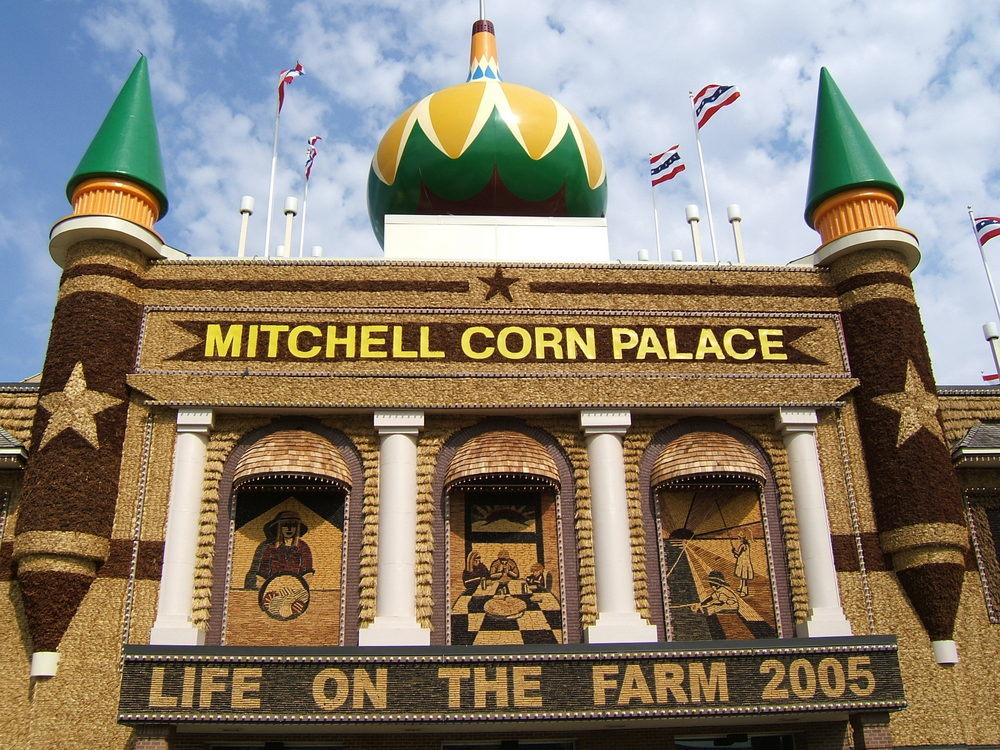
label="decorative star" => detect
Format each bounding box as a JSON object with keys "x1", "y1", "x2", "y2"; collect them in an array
[
  {"x1": 37, "y1": 361, "x2": 122, "y2": 451},
  {"x1": 872, "y1": 359, "x2": 945, "y2": 447},
  {"x1": 478, "y1": 266, "x2": 520, "y2": 302}
]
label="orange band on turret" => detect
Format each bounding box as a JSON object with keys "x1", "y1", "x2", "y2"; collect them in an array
[
  {"x1": 70, "y1": 177, "x2": 160, "y2": 229},
  {"x1": 812, "y1": 187, "x2": 899, "y2": 245}
]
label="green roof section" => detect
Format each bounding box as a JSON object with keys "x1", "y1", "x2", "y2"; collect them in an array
[
  {"x1": 67, "y1": 56, "x2": 168, "y2": 216},
  {"x1": 804, "y1": 67, "x2": 902, "y2": 228}
]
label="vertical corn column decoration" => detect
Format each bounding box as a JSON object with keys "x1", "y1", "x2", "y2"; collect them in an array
[
  {"x1": 804, "y1": 68, "x2": 967, "y2": 663},
  {"x1": 12, "y1": 56, "x2": 167, "y2": 676}
]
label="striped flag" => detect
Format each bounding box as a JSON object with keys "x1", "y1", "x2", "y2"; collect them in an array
[
  {"x1": 650, "y1": 146, "x2": 685, "y2": 186},
  {"x1": 974, "y1": 216, "x2": 1000, "y2": 247},
  {"x1": 693, "y1": 84, "x2": 740, "y2": 129},
  {"x1": 278, "y1": 62, "x2": 305, "y2": 112},
  {"x1": 305, "y1": 136, "x2": 322, "y2": 181}
]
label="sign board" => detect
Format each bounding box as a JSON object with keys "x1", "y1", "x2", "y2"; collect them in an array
[{"x1": 119, "y1": 638, "x2": 904, "y2": 724}]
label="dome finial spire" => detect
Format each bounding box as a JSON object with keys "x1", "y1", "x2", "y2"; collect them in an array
[{"x1": 468, "y1": 16, "x2": 500, "y2": 81}]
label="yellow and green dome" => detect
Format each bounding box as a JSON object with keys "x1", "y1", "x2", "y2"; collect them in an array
[{"x1": 367, "y1": 19, "x2": 607, "y2": 246}]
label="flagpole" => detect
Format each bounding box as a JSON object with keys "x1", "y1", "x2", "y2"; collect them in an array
[
  {"x1": 264, "y1": 99, "x2": 281, "y2": 258},
  {"x1": 969, "y1": 206, "x2": 1000, "y2": 324},
  {"x1": 690, "y1": 92, "x2": 720, "y2": 263},
  {"x1": 649, "y1": 157, "x2": 662, "y2": 262},
  {"x1": 298, "y1": 177, "x2": 310, "y2": 258}
]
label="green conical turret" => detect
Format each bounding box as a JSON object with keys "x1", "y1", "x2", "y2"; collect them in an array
[
  {"x1": 804, "y1": 67, "x2": 901, "y2": 228},
  {"x1": 67, "y1": 56, "x2": 168, "y2": 216}
]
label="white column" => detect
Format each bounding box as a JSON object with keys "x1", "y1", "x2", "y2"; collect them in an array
[
  {"x1": 776, "y1": 407, "x2": 853, "y2": 637},
  {"x1": 150, "y1": 408, "x2": 214, "y2": 645},
  {"x1": 358, "y1": 410, "x2": 431, "y2": 646},
  {"x1": 581, "y1": 409, "x2": 658, "y2": 643}
]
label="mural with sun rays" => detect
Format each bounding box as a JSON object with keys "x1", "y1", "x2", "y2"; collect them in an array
[
  {"x1": 659, "y1": 486, "x2": 778, "y2": 641},
  {"x1": 449, "y1": 490, "x2": 563, "y2": 645}
]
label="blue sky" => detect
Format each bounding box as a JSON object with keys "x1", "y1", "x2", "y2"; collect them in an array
[{"x1": 2, "y1": 0, "x2": 1000, "y2": 383}]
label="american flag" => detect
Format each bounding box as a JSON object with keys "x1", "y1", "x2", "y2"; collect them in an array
[
  {"x1": 278, "y1": 62, "x2": 305, "y2": 112},
  {"x1": 305, "y1": 136, "x2": 322, "y2": 181},
  {"x1": 974, "y1": 216, "x2": 1000, "y2": 248},
  {"x1": 692, "y1": 84, "x2": 741, "y2": 129},
  {"x1": 650, "y1": 146, "x2": 685, "y2": 186}
]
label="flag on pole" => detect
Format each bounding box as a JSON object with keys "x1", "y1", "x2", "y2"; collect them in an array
[
  {"x1": 974, "y1": 216, "x2": 1000, "y2": 248},
  {"x1": 650, "y1": 146, "x2": 685, "y2": 186},
  {"x1": 278, "y1": 62, "x2": 305, "y2": 112},
  {"x1": 692, "y1": 84, "x2": 740, "y2": 129},
  {"x1": 305, "y1": 135, "x2": 322, "y2": 181}
]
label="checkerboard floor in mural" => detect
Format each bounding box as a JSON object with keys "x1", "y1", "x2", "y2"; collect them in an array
[{"x1": 451, "y1": 590, "x2": 563, "y2": 645}]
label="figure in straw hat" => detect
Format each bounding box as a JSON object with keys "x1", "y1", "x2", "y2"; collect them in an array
[{"x1": 253, "y1": 509, "x2": 314, "y2": 587}]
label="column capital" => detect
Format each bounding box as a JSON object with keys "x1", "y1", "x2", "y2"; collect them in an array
[
  {"x1": 580, "y1": 409, "x2": 631, "y2": 435},
  {"x1": 374, "y1": 409, "x2": 424, "y2": 435},
  {"x1": 176, "y1": 407, "x2": 214, "y2": 433},
  {"x1": 775, "y1": 406, "x2": 818, "y2": 433}
]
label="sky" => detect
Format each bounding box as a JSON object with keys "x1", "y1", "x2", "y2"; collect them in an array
[{"x1": 2, "y1": 0, "x2": 1000, "y2": 385}]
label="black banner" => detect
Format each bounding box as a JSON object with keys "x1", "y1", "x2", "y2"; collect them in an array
[{"x1": 119, "y1": 638, "x2": 905, "y2": 723}]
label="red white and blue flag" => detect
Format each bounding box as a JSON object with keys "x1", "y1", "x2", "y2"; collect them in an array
[
  {"x1": 304, "y1": 136, "x2": 322, "y2": 180},
  {"x1": 974, "y1": 216, "x2": 1000, "y2": 248},
  {"x1": 650, "y1": 146, "x2": 685, "y2": 186},
  {"x1": 278, "y1": 62, "x2": 305, "y2": 112},
  {"x1": 692, "y1": 84, "x2": 741, "y2": 129}
]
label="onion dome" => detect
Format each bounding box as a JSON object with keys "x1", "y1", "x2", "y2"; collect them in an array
[
  {"x1": 367, "y1": 19, "x2": 607, "y2": 247},
  {"x1": 804, "y1": 67, "x2": 902, "y2": 229},
  {"x1": 67, "y1": 56, "x2": 168, "y2": 218}
]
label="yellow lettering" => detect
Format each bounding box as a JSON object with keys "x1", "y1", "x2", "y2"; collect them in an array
[
  {"x1": 592, "y1": 665, "x2": 619, "y2": 705},
  {"x1": 198, "y1": 667, "x2": 229, "y2": 709},
  {"x1": 722, "y1": 328, "x2": 756, "y2": 360},
  {"x1": 566, "y1": 327, "x2": 596, "y2": 359},
  {"x1": 474, "y1": 666, "x2": 509, "y2": 708},
  {"x1": 325, "y1": 325, "x2": 356, "y2": 358},
  {"x1": 148, "y1": 666, "x2": 178, "y2": 708},
  {"x1": 636, "y1": 327, "x2": 667, "y2": 360},
  {"x1": 288, "y1": 325, "x2": 321, "y2": 358},
  {"x1": 361, "y1": 325, "x2": 389, "y2": 358},
  {"x1": 231, "y1": 667, "x2": 262, "y2": 709},
  {"x1": 611, "y1": 328, "x2": 639, "y2": 359},
  {"x1": 512, "y1": 666, "x2": 543, "y2": 707},
  {"x1": 181, "y1": 666, "x2": 196, "y2": 708},
  {"x1": 665, "y1": 328, "x2": 693, "y2": 359},
  {"x1": 689, "y1": 662, "x2": 729, "y2": 702},
  {"x1": 653, "y1": 664, "x2": 688, "y2": 703},
  {"x1": 694, "y1": 329, "x2": 725, "y2": 360},
  {"x1": 258, "y1": 324, "x2": 289, "y2": 357},
  {"x1": 534, "y1": 327, "x2": 565, "y2": 359},
  {"x1": 496, "y1": 327, "x2": 531, "y2": 360},
  {"x1": 205, "y1": 324, "x2": 243, "y2": 358},
  {"x1": 246, "y1": 325, "x2": 259, "y2": 358},
  {"x1": 461, "y1": 327, "x2": 494, "y2": 360},
  {"x1": 352, "y1": 668, "x2": 388, "y2": 709},
  {"x1": 391, "y1": 325, "x2": 418, "y2": 358},
  {"x1": 419, "y1": 326, "x2": 445, "y2": 358},
  {"x1": 759, "y1": 329, "x2": 787, "y2": 360},
  {"x1": 438, "y1": 667, "x2": 471, "y2": 708},
  {"x1": 617, "y1": 664, "x2": 653, "y2": 705},
  {"x1": 312, "y1": 668, "x2": 350, "y2": 710}
]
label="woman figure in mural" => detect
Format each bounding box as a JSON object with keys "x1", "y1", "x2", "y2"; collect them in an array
[
  {"x1": 254, "y1": 510, "x2": 315, "y2": 584},
  {"x1": 462, "y1": 549, "x2": 490, "y2": 594},
  {"x1": 732, "y1": 535, "x2": 754, "y2": 596},
  {"x1": 489, "y1": 548, "x2": 520, "y2": 596}
]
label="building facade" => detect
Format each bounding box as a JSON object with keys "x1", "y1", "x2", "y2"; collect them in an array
[{"x1": 2, "y1": 18, "x2": 1000, "y2": 750}]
